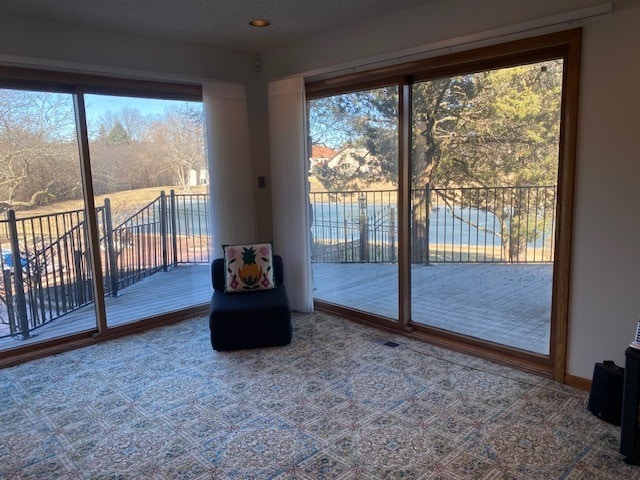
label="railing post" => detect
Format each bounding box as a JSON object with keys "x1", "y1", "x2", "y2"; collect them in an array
[
  {"x1": 74, "y1": 250, "x2": 85, "y2": 305},
  {"x1": 358, "y1": 193, "x2": 368, "y2": 262},
  {"x1": 425, "y1": 183, "x2": 430, "y2": 266},
  {"x1": 32, "y1": 256, "x2": 45, "y2": 327},
  {"x1": 3, "y1": 269, "x2": 15, "y2": 336},
  {"x1": 390, "y1": 207, "x2": 396, "y2": 263},
  {"x1": 170, "y1": 190, "x2": 178, "y2": 267},
  {"x1": 104, "y1": 198, "x2": 119, "y2": 297},
  {"x1": 160, "y1": 191, "x2": 168, "y2": 272},
  {"x1": 343, "y1": 218, "x2": 348, "y2": 262},
  {"x1": 7, "y1": 210, "x2": 29, "y2": 339}
]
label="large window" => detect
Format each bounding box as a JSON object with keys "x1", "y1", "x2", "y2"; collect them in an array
[
  {"x1": 309, "y1": 86, "x2": 399, "y2": 320},
  {"x1": 0, "y1": 70, "x2": 209, "y2": 358},
  {"x1": 0, "y1": 89, "x2": 97, "y2": 345},
  {"x1": 85, "y1": 94, "x2": 210, "y2": 328},
  {"x1": 307, "y1": 30, "x2": 580, "y2": 380},
  {"x1": 409, "y1": 60, "x2": 561, "y2": 355}
]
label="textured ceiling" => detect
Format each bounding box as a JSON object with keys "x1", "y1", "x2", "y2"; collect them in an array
[{"x1": 0, "y1": 0, "x2": 438, "y2": 54}]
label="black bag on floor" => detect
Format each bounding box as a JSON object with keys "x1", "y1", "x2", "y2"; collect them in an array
[{"x1": 588, "y1": 360, "x2": 624, "y2": 426}]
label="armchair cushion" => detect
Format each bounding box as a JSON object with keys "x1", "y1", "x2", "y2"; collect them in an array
[{"x1": 209, "y1": 254, "x2": 292, "y2": 351}]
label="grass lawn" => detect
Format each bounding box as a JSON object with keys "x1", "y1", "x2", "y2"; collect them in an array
[{"x1": 12, "y1": 185, "x2": 208, "y2": 219}]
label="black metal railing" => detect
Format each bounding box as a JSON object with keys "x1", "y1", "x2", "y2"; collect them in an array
[
  {"x1": 0, "y1": 190, "x2": 211, "y2": 340},
  {"x1": 1, "y1": 184, "x2": 554, "y2": 339},
  {"x1": 0, "y1": 208, "x2": 99, "y2": 339},
  {"x1": 310, "y1": 185, "x2": 557, "y2": 265},
  {"x1": 311, "y1": 190, "x2": 397, "y2": 263}
]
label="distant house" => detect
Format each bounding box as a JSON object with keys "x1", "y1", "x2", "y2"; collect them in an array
[
  {"x1": 188, "y1": 168, "x2": 209, "y2": 187},
  {"x1": 199, "y1": 169, "x2": 209, "y2": 186},
  {"x1": 311, "y1": 144, "x2": 379, "y2": 174},
  {"x1": 310, "y1": 144, "x2": 337, "y2": 169},
  {"x1": 326, "y1": 147, "x2": 375, "y2": 175}
]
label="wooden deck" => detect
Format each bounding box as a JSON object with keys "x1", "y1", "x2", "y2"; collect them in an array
[
  {"x1": 0, "y1": 264, "x2": 212, "y2": 352},
  {"x1": 312, "y1": 263, "x2": 552, "y2": 355},
  {"x1": 1, "y1": 262, "x2": 552, "y2": 356}
]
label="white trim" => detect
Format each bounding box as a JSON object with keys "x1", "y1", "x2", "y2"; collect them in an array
[{"x1": 303, "y1": 3, "x2": 613, "y2": 82}]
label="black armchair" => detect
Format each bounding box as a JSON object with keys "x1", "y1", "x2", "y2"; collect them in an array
[{"x1": 209, "y1": 254, "x2": 292, "y2": 351}]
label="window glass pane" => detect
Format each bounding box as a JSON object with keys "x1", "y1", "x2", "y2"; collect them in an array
[
  {"x1": 410, "y1": 60, "x2": 563, "y2": 354},
  {"x1": 85, "y1": 94, "x2": 211, "y2": 327},
  {"x1": 0, "y1": 88, "x2": 97, "y2": 350},
  {"x1": 308, "y1": 86, "x2": 399, "y2": 320}
]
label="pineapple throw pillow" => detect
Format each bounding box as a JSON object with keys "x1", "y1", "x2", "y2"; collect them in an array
[{"x1": 223, "y1": 243, "x2": 275, "y2": 293}]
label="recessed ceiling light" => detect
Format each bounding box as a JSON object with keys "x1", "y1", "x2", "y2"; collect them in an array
[{"x1": 249, "y1": 19, "x2": 271, "y2": 27}]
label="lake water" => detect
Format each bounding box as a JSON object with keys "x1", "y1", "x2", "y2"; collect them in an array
[{"x1": 311, "y1": 202, "x2": 554, "y2": 249}]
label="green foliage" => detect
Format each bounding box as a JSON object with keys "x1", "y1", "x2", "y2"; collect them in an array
[
  {"x1": 308, "y1": 59, "x2": 564, "y2": 259},
  {"x1": 0, "y1": 88, "x2": 206, "y2": 211},
  {"x1": 105, "y1": 121, "x2": 131, "y2": 145},
  {"x1": 409, "y1": 61, "x2": 562, "y2": 192},
  {"x1": 309, "y1": 86, "x2": 398, "y2": 191},
  {"x1": 420, "y1": 61, "x2": 562, "y2": 259}
]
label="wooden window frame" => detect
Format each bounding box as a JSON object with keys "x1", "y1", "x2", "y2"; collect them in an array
[{"x1": 0, "y1": 65, "x2": 202, "y2": 99}]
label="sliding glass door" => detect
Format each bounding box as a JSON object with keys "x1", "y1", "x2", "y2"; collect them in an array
[
  {"x1": 84, "y1": 94, "x2": 211, "y2": 328},
  {"x1": 410, "y1": 61, "x2": 562, "y2": 354},
  {"x1": 308, "y1": 86, "x2": 400, "y2": 320},
  {"x1": 306, "y1": 30, "x2": 580, "y2": 376},
  {"x1": 0, "y1": 88, "x2": 98, "y2": 350},
  {"x1": 307, "y1": 64, "x2": 562, "y2": 350}
]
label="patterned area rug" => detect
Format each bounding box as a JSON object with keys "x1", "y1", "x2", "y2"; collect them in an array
[{"x1": 0, "y1": 312, "x2": 637, "y2": 479}]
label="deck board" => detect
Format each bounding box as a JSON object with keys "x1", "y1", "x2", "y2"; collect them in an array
[
  {"x1": 1, "y1": 262, "x2": 552, "y2": 356},
  {"x1": 312, "y1": 263, "x2": 552, "y2": 355},
  {"x1": 0, "y1": 264, "x2": 211, "y2": 351}
]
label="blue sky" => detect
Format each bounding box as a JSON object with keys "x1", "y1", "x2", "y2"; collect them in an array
[
  {"x1": 84, "y1": 94, "x2": 189, "y2": 121},
  {"x1": 82, "y1": 94, "x2": 203, "y2": 139}
]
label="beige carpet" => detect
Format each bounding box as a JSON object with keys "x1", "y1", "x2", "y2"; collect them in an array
[{"x1": 0, "y1": 312, "x2": 636, "y2": 479}]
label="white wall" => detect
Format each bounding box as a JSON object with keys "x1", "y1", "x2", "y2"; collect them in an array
[
  {"x1": 0, "y1": 11, "x2": 252, "y2": 82},
  {"x1": 568, "y1": 0, "x2": 640, "y2": 378},
  {"x1": 255, "y1": 0, "x2": 640, "y2": 380},
  {"x1": 259, "y1": 0, "x2": 608, "y2": 80}
]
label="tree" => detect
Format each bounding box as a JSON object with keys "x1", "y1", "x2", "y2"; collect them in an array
[
  {"x1": 105, "y1": 121, "x2": 131, "y2": 145},
  {"x1": 148, "y1": 103, "x2": 206, "y2": 191},
  {"x1": 309, "y1": 87, "x2": 398, "y2": 191},
  {"x1": 414, "y1": 62, "x2": 562, "y2": 260},
  {"x1": 90, "y1": 107, "x2": 164, "y2": 194},
  {"x1": 91, "y1": 106, "x2": 151, "y2": 142},
  {"x1": 308, "y1": 60, "x2": 563, "y2": 261},
  {"x1": 0, "y1": 89, "x2": 81, "y2": 213},
  {"x1": 425, "y1": 63, "x2": 561, "y2": 189},
  {"x1": 85, "y1": 102, "x2": 207, "y2": 196}
]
